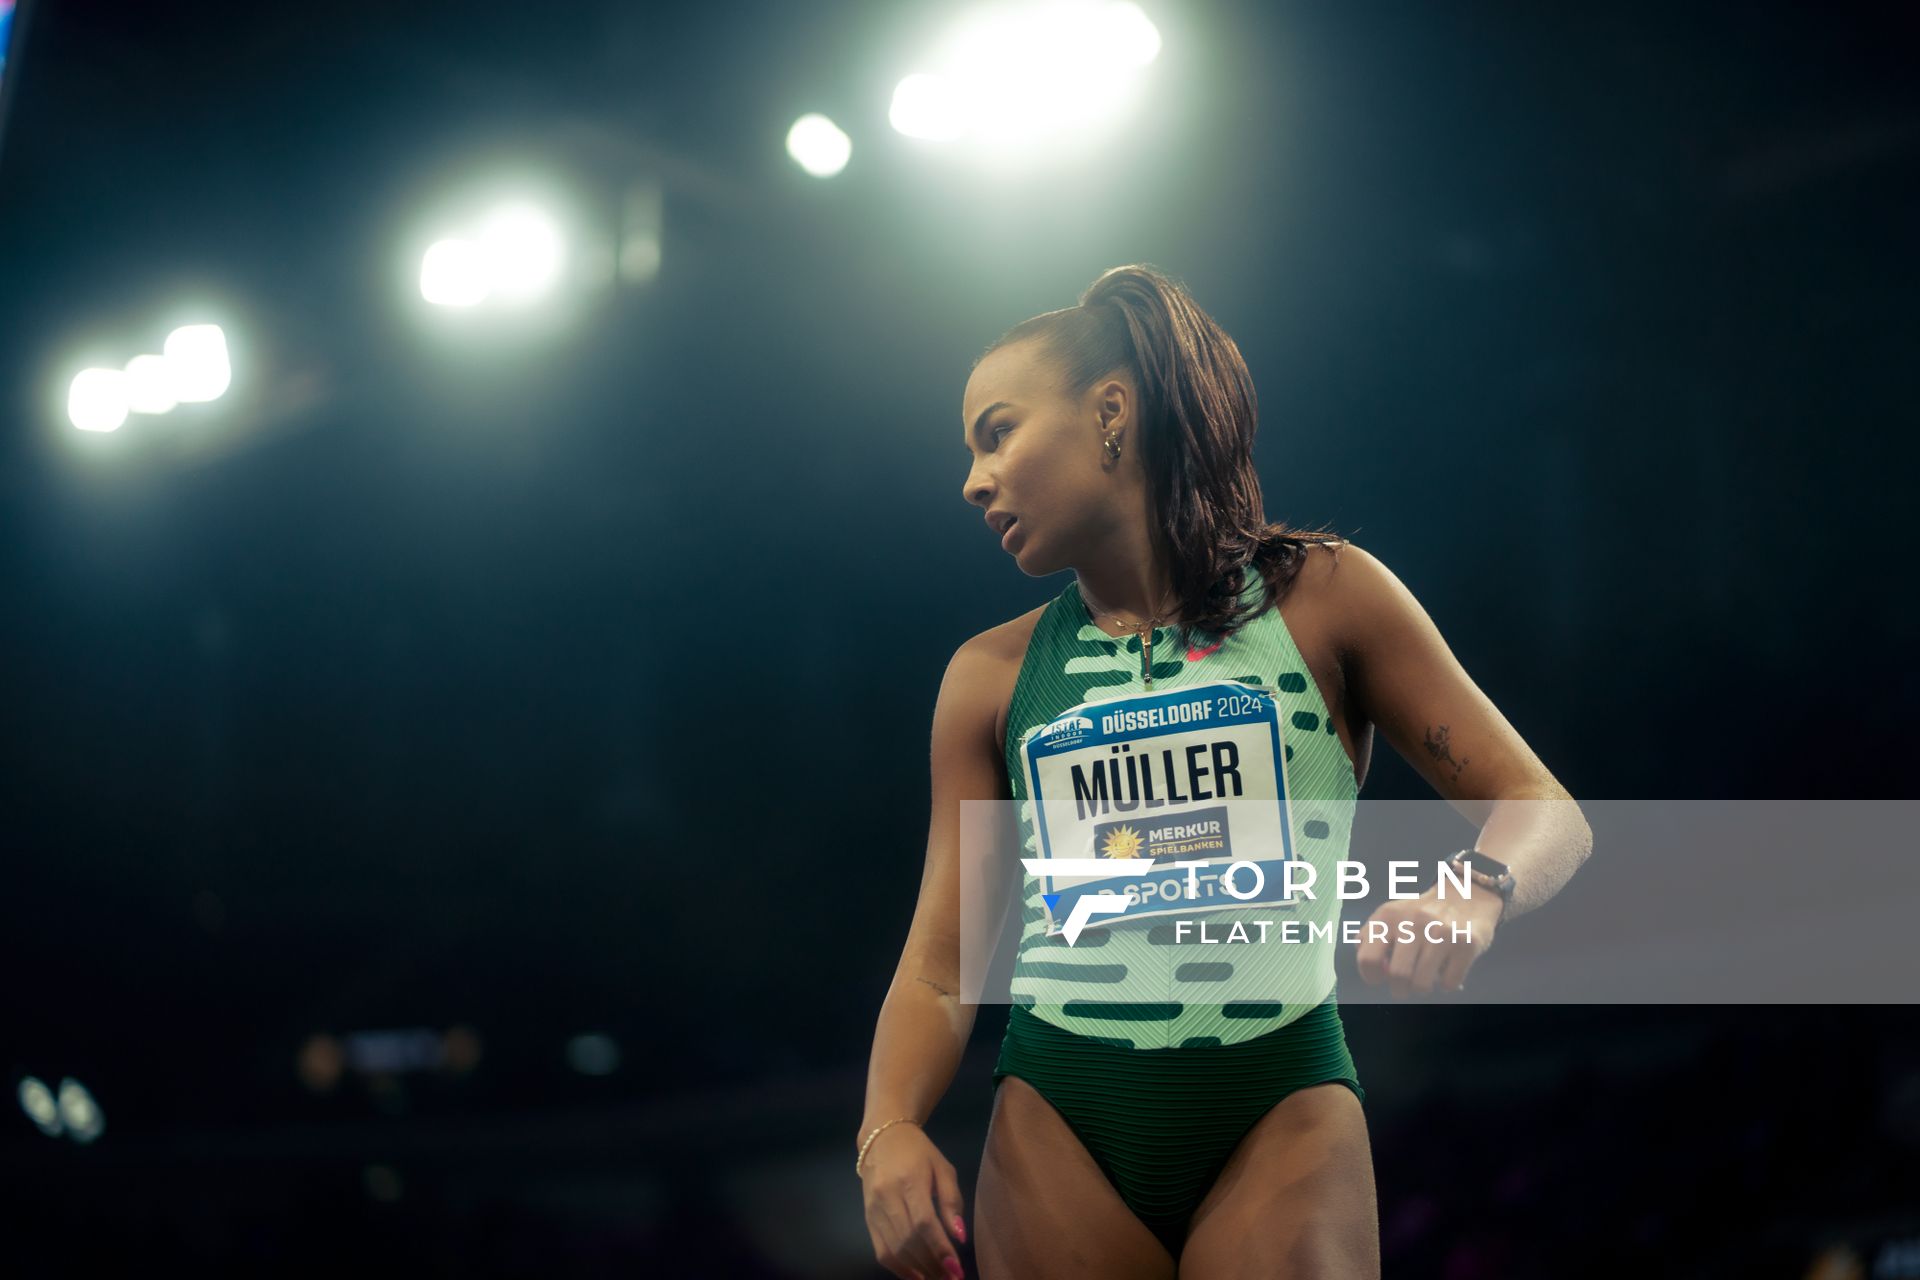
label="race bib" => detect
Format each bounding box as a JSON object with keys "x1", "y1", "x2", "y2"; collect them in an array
[{"x1": 1021, "y1": 679, "x2": 1303, "y2": 936}]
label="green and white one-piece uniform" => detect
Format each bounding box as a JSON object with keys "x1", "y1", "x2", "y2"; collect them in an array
[{"x1": 1001, "y1": 560, "x2": 1361, "y2": 1048}]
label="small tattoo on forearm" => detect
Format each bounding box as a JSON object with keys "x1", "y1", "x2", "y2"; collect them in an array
[
  {"x1": 1423, "y1": 724, "x2": 1469, "y2": 781},
  {"x1": 916, "y1": 976, "x2": 956, "y2": 998}
]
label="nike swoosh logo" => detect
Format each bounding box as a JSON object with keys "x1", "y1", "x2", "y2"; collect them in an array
[{"x1": 1187, "y1": 642, "x2": 1222, "y2": 661}]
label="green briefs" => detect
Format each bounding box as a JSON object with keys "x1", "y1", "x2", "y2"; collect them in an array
[{"x1": 991, "y1": 996, "x2": 1365, "y2": 1260}]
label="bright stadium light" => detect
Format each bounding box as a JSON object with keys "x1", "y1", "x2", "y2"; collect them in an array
[
  {"x1": 420, "y1": 237, "x2": 491, "y2": 307},
  {"x1": 163, "y1": 324, "x2": 231, "y2": 403},
  {"x1": 478, "y1": 204, "x2": 565, "y2": 301},
  {"x1": 68, "y1": 368, "x2": 129, "y2": 432},
  {"x1": 122, "y1": 354, "x2": 178, "y2": 415},
  {"x1": 56, "y1": 1078, "x2": 104, "y2": 1144},
  {"x1": 1101, "y1": 1, "x2": 1162, "y2": 66},
  {"x1": 786, "y1": 113, "x2": 853, "y2": 177},
  {"x1": 17, "y1": 1077, "x2": 61, "y2": 1137},
  {"x1": 891, "y1": 0, "x2": 1161, "y2": 158},
  {"x1": 889, "y1": 72, "x2": 967, "y2": 141},
  {"x1": 417, "y1": 196, "x2": 573, "y2": 311}
]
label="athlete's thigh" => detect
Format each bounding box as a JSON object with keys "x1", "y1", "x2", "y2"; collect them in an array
[
  {"x1": 1178, "y1": 1082, "x2": 1379, "y2": 1280},
  {"x1": 974, "y1": 1074, "x2": 1175, "y2": 1280}
]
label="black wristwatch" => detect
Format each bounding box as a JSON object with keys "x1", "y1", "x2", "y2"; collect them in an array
[{"x1": 1445, "y1": 849, "x2": 1515, "y2": 921}]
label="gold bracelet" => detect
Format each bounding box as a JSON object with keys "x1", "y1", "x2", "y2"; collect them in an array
[{"x1": 855, "y1": 1116, "x2": 919, "y2": 1176}]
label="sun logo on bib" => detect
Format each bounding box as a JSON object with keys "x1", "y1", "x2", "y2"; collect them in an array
[{"x1": 1100, "y1": 824, "x2": 1144, "y2": 859}]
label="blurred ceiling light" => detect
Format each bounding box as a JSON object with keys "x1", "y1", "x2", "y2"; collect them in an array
[
  {"x1": 122, "y1": 353, "x2": 178, "y2": 415},
  {"x1": 1102, "y1": 1, "x2": 1162, "y2": 66},
  {"x1": 56, "y1": 1077, "x2": 105, "y2": 1144},
  {"x1": 478, "y1": 204, "x2": 565, "y2": 301},
  {"x1": 892, "y1": 1, "x2": 1161, "y2": 153},
  {"x1": 163, "y1": 324, "x2": 232, "y2": 402},
  {"x1": 68, "y1": 368, "x2": 129, "y2": 432},
  {"x1": 17, "y1": 1077, "x2": 61, "y2": 1137},
  {"x1": 786, "y1": 113, "x2": 853, "y2": 177},
  {"x1": 420, "y1": 201, "x2": 569, "y2": 308},
  {"x1": 420, "y1": 237, "x2": 491, "y2": 307},
  {"x1": 889, "y1": 72, "x2": 966, "y2": 141}
]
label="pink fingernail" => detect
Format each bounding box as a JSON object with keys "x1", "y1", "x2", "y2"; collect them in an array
[
  {"x1": 952, "y1": 1215, "x2": 967, "y2": 1242},
  {"x1": 944, "y1": 1259, "x2": 964, "y2": 1279}
]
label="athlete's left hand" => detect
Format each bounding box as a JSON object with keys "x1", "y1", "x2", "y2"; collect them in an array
[{"x1": 1354, "y1": 884, "x2": 1501, "y2": 997}]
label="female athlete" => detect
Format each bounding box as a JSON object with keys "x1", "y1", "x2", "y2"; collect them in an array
[{"x1": 857, "y1": 264, "x2": 1586, "y2": 1279}]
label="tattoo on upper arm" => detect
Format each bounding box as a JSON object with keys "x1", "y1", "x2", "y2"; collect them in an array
[
  {"x1": 916, "y1": 976, "x2": 956, "y2": 999},
  {"x1": 1423, "y1": 724, "x2": 1469, "y2": 782}
]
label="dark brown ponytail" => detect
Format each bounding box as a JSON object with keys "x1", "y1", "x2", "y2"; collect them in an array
[{"x1": 979, "y1": 263, "x2": 1346, "y2": 642}]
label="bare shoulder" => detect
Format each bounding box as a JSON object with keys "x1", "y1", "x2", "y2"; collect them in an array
[
  {"x1": 961, "y1": 600, "x2": 1050, "y2": 667},
  {"x1": 1273, "y1": 538, "x2": 1353, "y2": 633},
  {"x1": 1302, "y1": 539, "x2": 1420, "y2": 644},
  {"x1": 947, "y1": 600, "x2": 1050, "y2": 758},
  {"x1": 1302, "y1": 538, "x2": 1460, "y2": 718},
  {"x1": 1289, "y1": 538, "x2": 1353, "y2": 596}
]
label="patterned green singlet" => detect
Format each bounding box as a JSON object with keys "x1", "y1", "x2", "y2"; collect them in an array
[{"x1": 1001, "y1": 558, "x2": 1361, "y2": 1049}]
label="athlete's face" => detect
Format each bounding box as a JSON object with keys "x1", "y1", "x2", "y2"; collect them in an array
[{"x1": 960, "y1": 339, "x2": 1140, "y2": 576}]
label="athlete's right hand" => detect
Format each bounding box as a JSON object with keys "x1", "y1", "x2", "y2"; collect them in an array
[{"x1": 859, "y1": 1123, "x2": 968, "y2": 1279}]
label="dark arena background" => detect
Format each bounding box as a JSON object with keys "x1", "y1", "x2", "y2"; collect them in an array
[{"x1": 2, "y1": 1, "x2": 1917, "y2": 1275}]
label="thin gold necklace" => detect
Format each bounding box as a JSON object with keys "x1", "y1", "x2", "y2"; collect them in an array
[{"x1": 1076, "y1": 582, "x2": 1181, "y2": 690}]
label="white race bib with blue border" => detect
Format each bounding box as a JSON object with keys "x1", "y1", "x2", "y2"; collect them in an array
[{"x1": 1022, "y1": 679, "x2": 1302, "y2": 936}]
